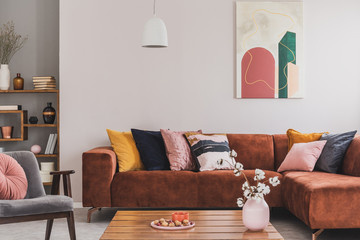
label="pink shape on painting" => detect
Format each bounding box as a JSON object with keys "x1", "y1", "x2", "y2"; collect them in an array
[
  {"x1": 241, "y1": 47, "x2": 275, "y2": 98},
  {"x1": 288, "y1": 62, "x2": 299, "y2": 98}
]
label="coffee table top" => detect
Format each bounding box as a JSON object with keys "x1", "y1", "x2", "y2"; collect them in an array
[{"x1": 100, "y1": 210, "x2": 284, "y2": 240}]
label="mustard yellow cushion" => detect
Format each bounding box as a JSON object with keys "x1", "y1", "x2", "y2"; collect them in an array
[
  {"x1": 287, "y1": 129, "x2": 327, "y2": 151},
  {"x1": 106, "y1": 129, "x2": 145, "y2": 172}
]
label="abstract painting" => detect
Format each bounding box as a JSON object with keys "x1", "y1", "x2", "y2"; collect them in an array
[{"x1": 236, "y1": 2, "x2": 303, "y2": 98}]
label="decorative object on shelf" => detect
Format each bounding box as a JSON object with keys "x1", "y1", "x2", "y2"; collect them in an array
[
  {"x1": 42, "y1": 102, "x2": 56, "y2": 124},
  {"x1": 0, "y1": 64, "x2": 10, "y2": 90},
  {"x1": 218, "y1": 150, "x2": 280, "y2": 231},
  {"x1": 32, "y1": 76, "x2": 56, "y2": 90},
  {"x1": 0, "y1": 21, "x2": 28, "y2": 90},
  {"x1": 0, "y1": 147, "x2": 4, "y2": 152},
  {"x1": 29, "y1": 116, "x2": 38, "y2": 124},
  {"x1": 142, "y1": 0, "x2": 168, "y2": 48},
  {"x1": 13, "y1": 73, "x2": 24, "y2": 90},
  {"x1": 236, "y1": 2, "x2": 303, "y2": 99},
  {"x1": 1, "y1": 126, "x2": 14, "y2": 139},
  {"x1": 30, "y1": 144, "x2": 41, "y2": 154},
  {"x1": 39, "y1": 162, "x2": 55, "y2": 183}
]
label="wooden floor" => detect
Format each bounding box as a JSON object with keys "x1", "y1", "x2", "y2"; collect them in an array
[{"x1": 100, "y1": 210, "x2": 284, "y2": 240}]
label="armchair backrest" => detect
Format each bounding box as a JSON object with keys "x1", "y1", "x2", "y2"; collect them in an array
[{"x1": 5, "y1": 151, "x2": 45, "y2": 199}]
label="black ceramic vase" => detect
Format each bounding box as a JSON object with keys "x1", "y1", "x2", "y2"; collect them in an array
[
  {"x1": 29, "y1": 116, "x2": 38, "y2": 124},
  {"x1": 43, "y1": 102, "x2": 56, "y2": 124}
]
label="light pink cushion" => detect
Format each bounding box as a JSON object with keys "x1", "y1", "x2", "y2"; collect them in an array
[
  {"x1": 0, "y1": 153, "x2": 28, "y2": 200},
  {"x1": 160, "y1": 129, "x2": 201, "y2": 171},
  {"x1": 277, "y1": 140, "x2": 327, "y2": 172}
]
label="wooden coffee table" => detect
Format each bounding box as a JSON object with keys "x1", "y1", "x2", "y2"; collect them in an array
[{"x1": 100, "y1": 210, "x2": 284, "y2": 239}]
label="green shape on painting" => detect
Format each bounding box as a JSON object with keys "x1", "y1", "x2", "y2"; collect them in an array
[{"x1": 278, "y1": 31, "x2": 296, "y2": 98}]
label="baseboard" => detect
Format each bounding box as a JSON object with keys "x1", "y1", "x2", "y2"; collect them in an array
[{"x1": 74, "y1": 202, "x2": 83, "y2": 208}]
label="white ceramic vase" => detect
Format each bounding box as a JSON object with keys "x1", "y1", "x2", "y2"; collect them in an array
[
  {"x1": 0, "y1": 64, "x2": 10, "y2": 90},
  {"x1": 242, "y1": 198, "x2": 270, "y2": 231}
]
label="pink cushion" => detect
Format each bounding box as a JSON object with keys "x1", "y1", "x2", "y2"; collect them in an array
[
  {"x1": 0, "y1": 153, "x2": 28, "y2": 200},
  {"x1": 277, "y1": 140, "x2": 327, "y2": 172},
  {"x1": 160, "y1": 129, "x2": 201, "y2": 171}
]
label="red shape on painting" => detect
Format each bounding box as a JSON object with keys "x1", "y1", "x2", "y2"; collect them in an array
[{"x1": 241, "y1": 47, "x2": 275, "y2": 98}]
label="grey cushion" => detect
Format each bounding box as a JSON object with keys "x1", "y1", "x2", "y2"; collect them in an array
[
  {"x1": 0, "y1": 195, "x2": 73, "y2": 217},
  {"x1": 315, "y1": 130, "x2": 357, "y2": 173},
  {"x1": 4, "y1": 151, "x2": 45, "y2": 199}
]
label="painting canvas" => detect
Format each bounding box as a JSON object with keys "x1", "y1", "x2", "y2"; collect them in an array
[{"x1": 236, "y1": 2, "x2": 303, "y2": 98}]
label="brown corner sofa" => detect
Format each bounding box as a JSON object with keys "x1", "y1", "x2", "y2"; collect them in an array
[{"x1": 82, "y1": 134, "x2": 360, "y2": 237}]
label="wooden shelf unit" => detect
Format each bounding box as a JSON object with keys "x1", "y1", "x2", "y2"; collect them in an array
[
  {"x1": 0, "y1": 89, "x2": 60, "y2": 186},
  {"x1": 0, "y1": 110, "x2": 28, "y2": 141}
]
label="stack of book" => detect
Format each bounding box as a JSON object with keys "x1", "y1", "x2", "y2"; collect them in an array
[
  {"x1": 0, "y1": 105, "x2": 22, "y2": 110},
  {"x1": 33, "y1": 76, "x2": 57, "y2": 90},
  {"x1": 44, "y1": 133, "x2": 58, "y2": 154}
]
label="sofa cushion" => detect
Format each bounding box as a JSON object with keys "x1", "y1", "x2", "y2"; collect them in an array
[
  {"x1": 184, "y1": 133, "x2": 233, "y2": 171},
  {"x1": 227, "y1": 134, "x2": 274, "y2": 170},
  {"x1": 286, "y1": 129, "x2": 325, "y2": 151},
  {"x1": 197, "y1": 170, "x2": 283, "y2": 208},
  {"x1": 315, "y1": 130, "x2": 357, "y2": 173},
  {"x1": 131, "y1": 129, "x2": 170, "y2": 170},
  {"x1": 0, "y1": 153, "x2": 28, "y2": 200},
  {"x1": 160, "y1": 129, "x2": 201, "y2": 171},
  {"x1": 342, "y1": 135, "x2": 360, "y2": 176},
  {"x1": 282, "y1": 171, "x2": 360, "y2": 229},
  {"x1": 110, "y1": 170, "x2": 283, "y2": 208},
  {"x1": 0, "y1": 195, "x2": 73, "y2": 217},
  {"x1": 277, "y1": 141, "x2": 326, "y2": 172},
  {"x1": 106, "y1": 129, "x2": 145, "y2": 172},
  {"x1": 111, "y1": 170, "x2": 199, "y2": 208}
]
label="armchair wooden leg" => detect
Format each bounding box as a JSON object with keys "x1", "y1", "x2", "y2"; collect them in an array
[
  {"x1": 45, "y1": 219, "x2": 54, "y2": 240},
  {"x1": 312, "y1": 229, "x2": 324, "y2": 240},
  {"x1": 67, "y1": 211, "x2": 76, "y2": 240},
  {"x1": 87, "y1": 207, "x2": 101, "y2": 223}
]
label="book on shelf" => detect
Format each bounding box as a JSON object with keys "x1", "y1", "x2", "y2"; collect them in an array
[
  {"x1": 45, "y1": 134, "x2": 54, "y2": 154},
  {"x1": 49, "y1": 133, "x2": 58, "y2": 154},
  {"x1": 0, "y1": 105, "x2": 22, "y2": 110},
  {"x1": 34, "y1": 87, "x2": 57, "y2": 90},
  {"x1": 33, "y1": 79, "x2": 56, "y2": 82},
  {"x1": 32, "y1": 76, "x2": 55, "y2": 80}
]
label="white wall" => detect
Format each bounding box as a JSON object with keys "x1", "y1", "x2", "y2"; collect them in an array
[{"x1": 60, "y1": 0, "x2": 360, "y2": 202}]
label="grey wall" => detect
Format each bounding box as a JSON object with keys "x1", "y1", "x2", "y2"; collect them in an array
[{"x1": 0, "y1": 0, "x2": 59, "y2": 165}]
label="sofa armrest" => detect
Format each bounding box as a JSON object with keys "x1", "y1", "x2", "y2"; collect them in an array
[{"x1": 82, "y1": 147, "x2": 116, "y2": 207}]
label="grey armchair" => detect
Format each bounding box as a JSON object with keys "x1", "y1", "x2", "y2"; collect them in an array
[{"x1": 0, "y1": 151, "x2": 76, "y2": 240}]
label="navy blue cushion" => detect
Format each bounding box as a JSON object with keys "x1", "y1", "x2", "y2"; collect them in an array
[
  {"x1": 315, "y1": 130, "x2": 357, "y2": 173},
  {"x1": 131, "y1": 129, "x2": 170, "y2": 170}
]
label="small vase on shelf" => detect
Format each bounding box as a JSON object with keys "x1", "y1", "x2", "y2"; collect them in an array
[
  {"x1": 43, "y1": 102, "x2": 56, "y2": 124},
  {"x1": 242, "y1": 198, "x2": 269, "y2": 231},
  {"x1": 0, "y1": 64, "x2": 10, "y2": 90},
  {"x1": 13, "y1": 73, "x2": 24, "y2": 90}
]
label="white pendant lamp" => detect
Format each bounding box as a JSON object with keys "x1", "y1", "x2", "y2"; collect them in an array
[{"x1": 142, "y1": 0, "x2": 168, "y2": 48}]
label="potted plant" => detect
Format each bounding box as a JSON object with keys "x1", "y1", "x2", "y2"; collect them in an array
[
  {"x1": 0, "y1": 21, "x2": 27, "y2": 90},
  {"x1": 218, "y1": 150, "x2": 280, "y2": 231}
]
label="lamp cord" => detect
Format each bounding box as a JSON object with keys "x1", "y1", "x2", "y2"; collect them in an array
[{"x1": 153, "y1": 0, "x2": 156, "y2": 16}]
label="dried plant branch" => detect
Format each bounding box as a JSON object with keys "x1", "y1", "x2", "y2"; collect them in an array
[{"x1": 0, "y1": 21, "x2": 28, "y2": 64}]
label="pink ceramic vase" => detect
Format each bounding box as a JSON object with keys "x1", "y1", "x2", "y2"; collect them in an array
[{"x1": 242, "y1": 198, "x2": 269, "y2": 231}]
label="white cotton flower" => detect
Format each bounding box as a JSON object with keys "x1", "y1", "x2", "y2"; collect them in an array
[
  {"x1": 269, "y1": 177, "x2": 280, "y2": 187},
  {"x1": 242, "y1": 181, "x2": 249, "y2": 190},
  {"x1": 237, "y1": 197, "x2": 244, "y2": 207},
  {"x1": 263, "y1": 185, "x2": 270, "y2": 195},
  {"x1": 243, "y1": 189, "x2": 251, "y2": 199},
  {"x1": 257, "y1": 182, "x2": 266, "y2": 192},
  {"x1": 230, "y1": 150, "x2": 238, "y2": 158},
  {"x1": 254, "y1": 169, "x2": 265, "y2": 181},
  {"x1": 235, "y1": 162, "x2": 244, "y2": 171},
  {"x1": 234, "y1": 169, "x2": 241, "y2": 177}
]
